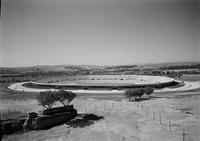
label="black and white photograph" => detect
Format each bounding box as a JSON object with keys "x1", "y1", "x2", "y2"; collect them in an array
[{"x1": 0, "y1": 0, "x2": 200, "y2": 140}]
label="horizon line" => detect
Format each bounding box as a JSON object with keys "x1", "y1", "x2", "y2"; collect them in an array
[{"x1": 1, "y1": 61, "x2": 200, "y2": 68}]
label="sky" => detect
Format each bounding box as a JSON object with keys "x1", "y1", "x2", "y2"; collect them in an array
[{"x1": 1, "y1": 0, "x2": 200, "y2": 67}]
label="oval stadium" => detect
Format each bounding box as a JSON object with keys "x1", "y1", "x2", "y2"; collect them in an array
[{"x1": 22, "y1": 75, "x2": 178, "y2": 90}]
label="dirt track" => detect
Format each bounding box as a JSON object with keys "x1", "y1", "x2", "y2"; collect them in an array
[{"x1": 8, "y1": 81, "x2": 200, "y2": 94}]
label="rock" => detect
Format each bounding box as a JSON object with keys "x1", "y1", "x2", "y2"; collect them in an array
[
  {"x1": 23, "y1": 112, "x2": 38, "y2": 130},
  {"x1": 33, "y1": 110, "x2": 77, "y2": 130},
  {"x1": 42, "y1": 105, "x2": 75, "y2": 115},
  {"x1": 1, "y1": 117, "x2": 25, "y2": 135}
]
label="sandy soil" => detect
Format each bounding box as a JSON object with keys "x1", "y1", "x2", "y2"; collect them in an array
[{"x1": 2, "y1": 96, "x2": 200, "y2": 141}]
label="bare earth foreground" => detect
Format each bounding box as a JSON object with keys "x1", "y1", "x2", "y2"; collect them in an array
[{"x1": 2, "y1": 94, "x2": 200, "y2": 141}]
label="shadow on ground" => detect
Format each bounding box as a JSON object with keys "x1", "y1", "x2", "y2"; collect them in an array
[
  {"x1": 130, "y1": 96, "x2": 161, "y2": 102},
  {"x1": 66, "y1": 113, "x2": 104, "y2": 128}
]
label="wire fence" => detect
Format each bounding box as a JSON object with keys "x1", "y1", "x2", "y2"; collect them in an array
[
  {"x1": 73, "y1": 100, "x2": 188, "y2": 141},
  {"x1": 1, "y1": 99, "x2": 188, "y2": 141}
]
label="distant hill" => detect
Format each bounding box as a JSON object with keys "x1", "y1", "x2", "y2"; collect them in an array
[
  {"x1": 143, "y1": 62, "x2": 200, "y2": 68},
  {"x1": 0, "y1": 61, "x2": 199, "y2": 74}
]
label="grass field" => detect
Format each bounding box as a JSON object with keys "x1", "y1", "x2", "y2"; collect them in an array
[
  {"x1": 2, "y1": 97, "x2": 200, "y2": 141},
  {"x1": 1, "y1": 74, "x2": 200, "y2": 141},
  {"x1": 37, "y1": 75, "x2": 174, "y2": 85}
]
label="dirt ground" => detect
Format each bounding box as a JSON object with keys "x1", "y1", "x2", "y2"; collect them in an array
[
  {"x1": 2, "y1": 94, "x2": 200, "y2": 141},
  {"x1": 1, "y1": 75, "x2": 200, "y2": 141}
]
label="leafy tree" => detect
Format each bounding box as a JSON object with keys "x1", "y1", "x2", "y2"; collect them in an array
[
  {"x1": 125, "y1": 89, "x2": 143, "y2": 101},
  {"x1": 54, "y1": 90, "x2": 77, "y2": 106},
  {"x1": 136, "y1": 88, "x2": 145, "y2": 100},
  {"x1": 144, "y1": 87, "x2": 154, "y2": 99},
  {"x1": 125, "y1": 89, "x2": 133, "y2": 101},
  {"x1": 36, "y1": 90, "x2": 77, "y2": 109},
  {"x1": 36, "y1": 91, "x2": 56, "y2": 109}
]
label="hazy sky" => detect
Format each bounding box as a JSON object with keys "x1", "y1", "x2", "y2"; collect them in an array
[{"x1": 1, "y1": 0, "x2": 200, "y2": 67}]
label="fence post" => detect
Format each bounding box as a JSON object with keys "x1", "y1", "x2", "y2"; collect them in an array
[
  {"x1": 119, "y1": 101, "x2": 121, "y2": 108},
  {"x1": 84, "y1": 104, "x2": 87, "y2": 113},
  {"x1": 31, "y1": 132, "x2": 33, "y2": 141},
  {"x1": 0, "y1": 112, "x2": 2, "y2": 120},
  {"x1": 142, "y1": 104, "x2": 143, "y2": 111},
  {"x1": 146, "y1": 108, "x2": 148, "y2": 115},
  {"x1": 159, "y1": 114, "x2": 161, "y2": 124},
  {"x1": 182, "y1": 129, "x2": 185, "y2": 141},
  {"x1": 14, "y1": 135, "x2": 17, "y2": 141},
  {"x1": 95, "y1": 104, "x2": 97, "y2": 113},
  {"x1": 153, "y1": 112, "x2": 155, "y2": 120},
  {"x1": 112, "y1": 103, "x2": 114, "y2": 109},
  {"x1": 169, "y1": 120, "x2": 171, "y2": 131}
]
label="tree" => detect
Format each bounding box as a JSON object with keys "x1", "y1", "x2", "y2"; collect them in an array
[
  {"x1": 136, "y1": 88, "x2": 145, "y2": 100},
  {"x1": 125, "y1": 89, "x2": 143, "y2": 101},
  {"x1": 54, "y1": 90, "x2": 77, "y2": 106},
  {"x1": 36, "y1": 90, "x2": 77, "y2": 109},
  {"x1": 125, "y1": 89, "x2": 133, "y2": 101},
  {"x1": 36, "y1": 91, "x2": 56, "y2": 109},
  {"x1": 177, "y1": 72, "x2": 182, "y2": 78},
  {"x1": 144, "y1": 87, "x2": 154, "y2": 99}
]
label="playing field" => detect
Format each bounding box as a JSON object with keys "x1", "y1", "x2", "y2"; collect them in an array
[{"x1": 35, "y1": 75, "x2": 175, "y2": 87}]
